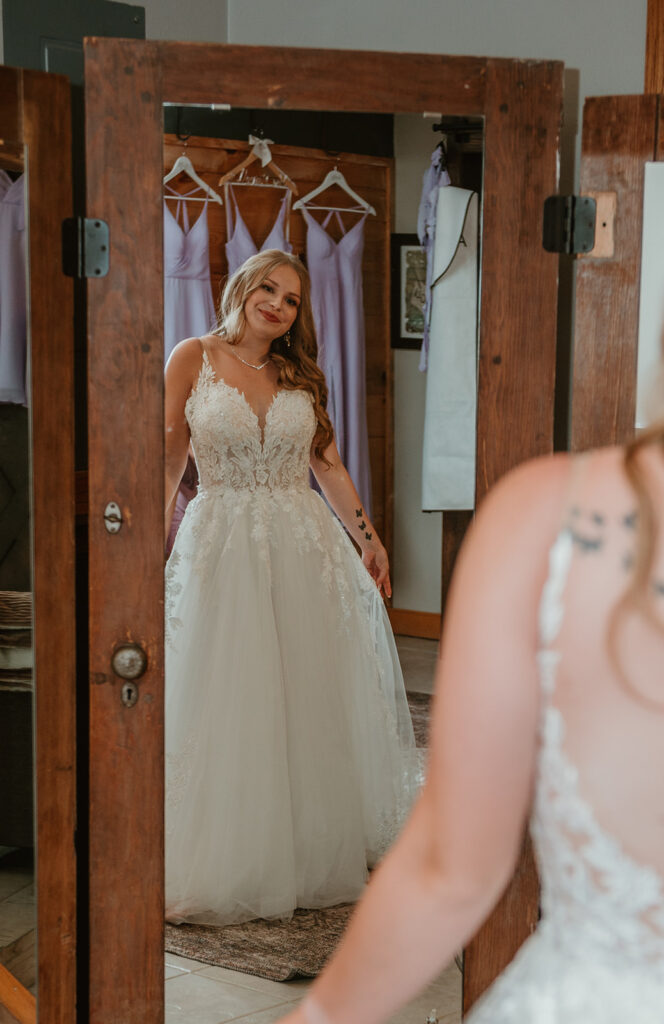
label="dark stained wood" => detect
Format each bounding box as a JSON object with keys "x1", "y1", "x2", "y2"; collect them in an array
[
  {"x1": 84, "y1": 39, "x2": 563, "y2": 1019},
  {"x1": 646, "y1": 0, "x2": 664, "y2": 92},
  {"x1": 463, "y1": 835, "x2": 538, "y2": 1016},
  {"x1": 440, "y1": 511, "x2": 473, "y2": 620},
  {"x1": 387, "y1": 608, "x2": 440, "y2": 640},
  {"x1": 571, "y1": 95, "x2": 658, "y2": 451},
  {"x1": 158, "y1": 43, "x2": 487, "y2": 114},
  {"x1": 0, "y1": 67, "x2": 77, "y2": 1024},
  {"x1": 84, "y1": 40, "x2": 165, "y2": 1024},
  {"x1": 0, "y1": 142, "x2": 24, "y2": 173},
  {"x1": 22, "y1": 67, "x2": 78, "y2": 1024},
  {"x1": 477, "y1": 59, "x2": 563, "y2": 494},
  {"x1": 0, "y1": 68, "x2": 22, "y2": 141},
  {"x1": 463, "y1": 58, "x2": 564, "y2": 1009}
]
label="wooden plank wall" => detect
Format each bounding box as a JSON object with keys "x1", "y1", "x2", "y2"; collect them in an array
[{"x1": 163, "y1": 134, "x2": 393, "y2": 554}]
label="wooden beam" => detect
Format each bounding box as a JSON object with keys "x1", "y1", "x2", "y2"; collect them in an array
[
  {"x1": 387, "y1": 608, "x2": 441, "y2": 640},
  {"x1": 646, "y1": 0, "x2": 664, "y2": 93},
  {"x1": 0, "y1": 964, "x2": 35, "y2": 1024},
  {"x1": 22, "y1": 66, "x2": 77, "y2": 1024},
  {"x1": 572, "y1": 95, "x2": 658, "y2": 450},
  {"x1": 85, "y1": 37, "x2": 165, "y2": 1024},
  {"x1": 158, "y1": 42, "x2": 487, "y2": 114}
]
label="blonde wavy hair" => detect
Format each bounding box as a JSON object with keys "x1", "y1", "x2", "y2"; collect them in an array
[
  {"x1": 212, "y1": 250, "x2": 334, "y2": 464},
  {"x1": 608, "y1": 416, "x2": 664, "y2": 707}
]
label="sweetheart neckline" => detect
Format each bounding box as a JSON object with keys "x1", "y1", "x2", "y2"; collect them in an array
[{"x1": 186, "y1": 370, "x2": 299, "y2": 448}]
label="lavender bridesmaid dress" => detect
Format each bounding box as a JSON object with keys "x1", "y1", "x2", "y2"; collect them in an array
[
  {"x1": 224, "y1": 185, "x2": 292, "y2": 276},
  {"x1": 301, "y1": 208, "x2": 372, "y2": 515},
  {"x1": 0, "y1": 173, "x2": 27, "y2": 405},
  {"x1": 164, "y1": 186, "x2": 217, "y2": 550},
  {"x1": 163, "y1": 187, "x2": 217, "y2": 364}
]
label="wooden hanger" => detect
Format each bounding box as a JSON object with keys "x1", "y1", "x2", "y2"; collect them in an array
[
  {"x1": 163, "y1": 152, "x2": 223, "y2": 205},
  {"x1": 218, "y1": 135, "x2": 298, "y2": 194},
  {"x1": 293, "y1": 166, "x2": 376, "y2": 215}
]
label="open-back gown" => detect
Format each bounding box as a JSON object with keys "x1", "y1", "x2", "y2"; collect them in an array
[{"x1": 165, "y1": 350, "x2": 419, "y2": 926}]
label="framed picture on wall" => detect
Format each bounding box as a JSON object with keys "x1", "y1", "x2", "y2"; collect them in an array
[{"x1": 390, "y1": 233, "x2": 426, "y2": 349}]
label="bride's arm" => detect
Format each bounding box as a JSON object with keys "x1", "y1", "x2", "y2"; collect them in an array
[
  {"x1": 164, "y1": 339, "x2": 200, "y2": 543},
  {"x1": 310, "y1": 441, "x2": 391, "y2": 597},
  {"x1": 281, "y1": 454, "x2": 570, "y2": 1024}
]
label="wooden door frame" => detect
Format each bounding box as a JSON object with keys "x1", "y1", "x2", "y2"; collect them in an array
[
  {"x1": 571, "y1": 93, "x2": 663, "y2": 451},
  {"x1": 0, "y1": 66, "x2": 77, "y2": 1023},
  {"x1": 83, "y1": 39, "x2": 562, "y2": 1022}
]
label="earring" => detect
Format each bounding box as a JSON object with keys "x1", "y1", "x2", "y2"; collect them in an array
[{"x1": 283, "y1": 330, "x2": 292, "y2": 348}]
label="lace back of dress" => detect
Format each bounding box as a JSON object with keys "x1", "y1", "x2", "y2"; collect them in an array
[{"x1": 534, "y1": 451, "x2": 664, "y2": 967}]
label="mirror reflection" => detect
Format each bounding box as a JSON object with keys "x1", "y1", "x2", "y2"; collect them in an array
[
  {"x1": 0, "y1": 147, "x2": 37, "y2": 1008},
  {"x1": 161, "y1": 106, "x2": 482, "y2": 1021}
]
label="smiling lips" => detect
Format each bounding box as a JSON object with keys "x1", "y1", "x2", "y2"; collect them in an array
[{"x1": 260, "y1": 309, "x2": 280, "y2": 324}]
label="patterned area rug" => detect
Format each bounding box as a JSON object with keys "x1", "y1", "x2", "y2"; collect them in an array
[
  {"x1": 165, "y1": 904, "x2": 354, "y2": 981},
  {"x1": 165, "y1": 692, "x2": 432, "y2": 980},
  {"x1": 408, "y1": 691, "x2": 432, "y2": 748}
]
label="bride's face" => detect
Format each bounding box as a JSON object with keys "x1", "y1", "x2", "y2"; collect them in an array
[{"x1": 243, "y1": 264, "x2": 301, "y2": 342}]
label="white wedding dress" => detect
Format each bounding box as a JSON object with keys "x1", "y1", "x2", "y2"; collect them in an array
[
  {"x1": 165, "y1": 350, "x2": 420, "y2": 926},
  {"x1": 467, "y1": 524, "x2": 664, "y2": 1023}
]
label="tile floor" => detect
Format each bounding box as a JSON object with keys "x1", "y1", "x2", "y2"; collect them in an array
[
  {"x1": 396, "y1": 634, "x2": 439, "y2": 695},
  {"x1": 164, "y1": 952, "x2": 462, "y2": 1024},
  {"x1": 0, "y1": 847, "x2": 35, "y2": 949}
]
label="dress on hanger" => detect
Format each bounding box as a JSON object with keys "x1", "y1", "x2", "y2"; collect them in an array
[
  {"x1": 417, "y1": 147, "x2": 451, "y2": 372},
  {"x1": 163, "y1": 186, "x2": 217, "y2": 365},
  {"x1": 302, "y1": 208, "x2": 372, "y2": 516},
  {"x1": 224, "y1": 185, "x2": 292, "y2": 277},
  {"x1": 0, "y1": 173, "x2": 27, "y2": 405},
  {"x1": 467, "y1": 510, "x2": 664, "y2": 1022},
  {"x1": 165, "y1": 348, "x2": 420, "y2": 926}
]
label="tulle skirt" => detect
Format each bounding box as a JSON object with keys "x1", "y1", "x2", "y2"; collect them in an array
[{"x1": 164, "y1": 485, "x2": 420, "y2": 925}]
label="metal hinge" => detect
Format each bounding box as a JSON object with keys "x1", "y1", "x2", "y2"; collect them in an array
[
  {"x1": 62, "y1": 217, "x2": 110, "y2": 278},
  {"x1": 542, "y1": 195, "x2": 596, "y2": 255}
]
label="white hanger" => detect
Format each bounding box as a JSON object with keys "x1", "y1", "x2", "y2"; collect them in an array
[
  {"x1": 163, "y1": 154, "x2": 223, "y2": 205},
  {"x1": 293, "y1": 167, "x2": 376, "y2": 215}
]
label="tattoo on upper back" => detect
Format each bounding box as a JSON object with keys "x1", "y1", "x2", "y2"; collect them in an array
[{"x1": 567, "y1": 506, "x2": 664, "y2": 598}]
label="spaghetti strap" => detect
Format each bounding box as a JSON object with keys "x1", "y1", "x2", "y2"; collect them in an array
[{"x1": 537, "y1": 452, "x2": 591, "y2": 666}]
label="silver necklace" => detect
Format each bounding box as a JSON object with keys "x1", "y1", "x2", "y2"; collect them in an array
[{"x1": 228, "y1": 346, "x2": 272, "y2": 371}]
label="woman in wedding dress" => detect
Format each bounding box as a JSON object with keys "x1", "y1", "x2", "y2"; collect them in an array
[
  {"x1": 279, "y1": 418, "x2": 664, "y2": 1024},
  {"x1": 164, "y1": 250, "x2": 419, "y2": 927}
]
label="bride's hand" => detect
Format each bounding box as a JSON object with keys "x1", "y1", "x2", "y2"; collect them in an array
[{"x1": 362, "y1": 541, "x2": 392, "y2": 599}]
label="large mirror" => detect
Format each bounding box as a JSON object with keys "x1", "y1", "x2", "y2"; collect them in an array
[
  {"x1": 82, "y1": 41, "x2": 561, "y2": 1023},
  {"x1": 0, "y1": 143, "x2": 37, "y2": 1022},
  {"x1": 159, "y1": 102, "x2": 483, "y2": 1024},
  {"x1": 0, "y1": 64, "x2": 76, "y2": 1024}
]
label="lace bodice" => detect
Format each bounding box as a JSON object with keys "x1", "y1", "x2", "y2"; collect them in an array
[
  {"x1": 533, "y1": 529, "x2": 664, "y2": 976},
  {"x1": 185, "y1": 351, "x2": 316, "y2": 494}
]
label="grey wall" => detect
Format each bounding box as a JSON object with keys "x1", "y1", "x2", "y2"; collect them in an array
[{"x1": 139, "y1": 0, "x2": 227, "y2": 42}]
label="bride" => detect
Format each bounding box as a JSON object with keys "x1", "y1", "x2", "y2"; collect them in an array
[{"x1": 164, "y1": 249, "x2": 419, "y2": 926}]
